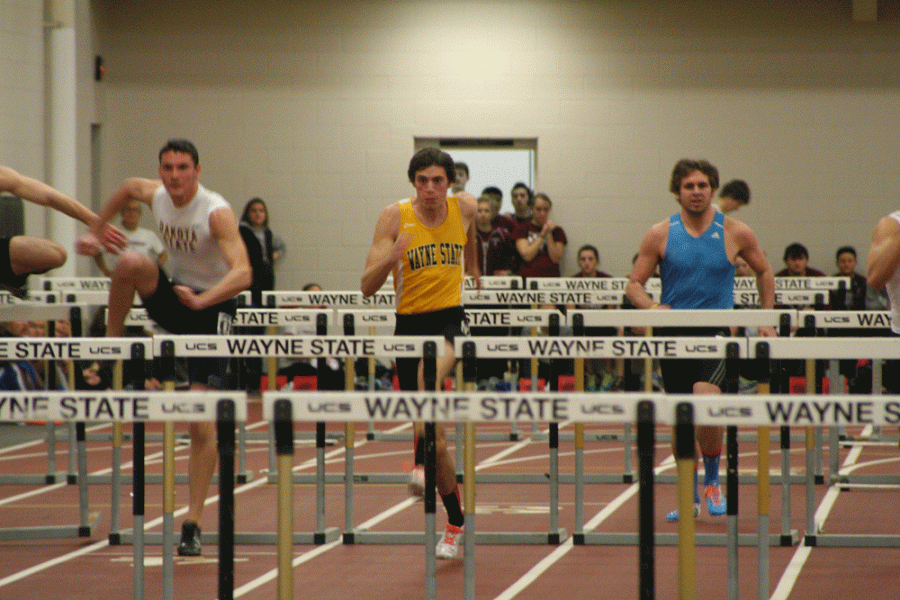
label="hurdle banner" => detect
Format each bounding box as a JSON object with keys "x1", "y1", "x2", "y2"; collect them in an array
[
  {"x1": 465, "y1": 308, "x2": 563, "y2": 327},
  {"x1": 568, "y1": 308, "x2": 794, "y2": 329},
  {"x1": 0, "y1": 290, "x2": 61, "y2": 304},
  {"x1": 40, "y1": 276, "x2": 111, "y2": 291},
  {"x1": 263, "y1": 391, "x2": 657, "y2": 424},
  {"x1": 153, "y1": 334, "x2": 444, "y2": 358},
  {"x1": 805, "y1": 310, "x2": 892, "y2": 329},
  {"x1": 0, "y1": 391, "x2": 248, "y2": 423},
  {"x1": 737, "y1": 290, "x2": 823, "y2": 306},
  {"x1": 262, "y1": 290, "x2": 395, "y2": 307},
  {"x1": 463, "y1": 289, "x2": 631, "y2": 306},
  {"x1": 686, "y1": 394, "x2": 900, "y2": 427},
  {"x1": 459, "y1": 335, "x2": 738, "y2": 359},
  {"x1": 0, "y1": 336, "x2": 152, "y2": 361},
  {"x1": 464, "y1": 274, "x2": 522, "y2": 290},
  {"x1": 749, "y1": 335, "x2": 900, "y2": 359},
  {"x1": 336, "y1": 309, "x2": 395, "y2": 327},
  {"x1": 523, "y1": 276, "x2": 629, "y2": 291},
  {"x1": 232, "y1": 308, "x2": 333, "y2": 327}
]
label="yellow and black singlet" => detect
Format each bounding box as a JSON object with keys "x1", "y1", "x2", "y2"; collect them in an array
[{"x1": 393, "y1": 196, "x2": 467, "y2": 314}]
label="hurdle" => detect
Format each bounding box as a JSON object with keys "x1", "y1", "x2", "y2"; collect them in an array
[
  {"x1": 748, "y1": 335, "x2": 900, "y2": 548},
  {"x1": 0, "y1": 332, "x2": 156, "y2": 541},
  {"x1": 0, "y1": 301, "x2": 87, "y2": 486}
]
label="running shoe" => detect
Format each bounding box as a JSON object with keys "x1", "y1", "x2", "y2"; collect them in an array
[
  {"x1": 665, "y1": 503, "x2": 700, "y2": 522},
  {"x1": 435, "y1": 523, "x2": 463, "y2": 559},
  {"x1": 407, "y1": 465, "x2": 425, "y2": 497},
  {"x1": 704, "y1": 484, "x2": 727, "y2": 516},
  {"x1": 177, "y1": 521, "x2": 202, "y2": 556}
]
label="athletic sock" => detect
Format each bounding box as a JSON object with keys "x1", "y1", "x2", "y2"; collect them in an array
[
  {"x1": 441, "y1": 487, "x2": 464, "y2": 528},
  {"x1": 693, "y1": 468, "x2": 700, "y2": 503},
  {"x1": 702, "y1": 453, "x2": 721, "y2": 487}
]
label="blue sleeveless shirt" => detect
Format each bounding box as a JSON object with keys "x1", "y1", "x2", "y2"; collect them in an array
[{"x1": 660, "y1": 211, "x2": 734, "y2": 309}]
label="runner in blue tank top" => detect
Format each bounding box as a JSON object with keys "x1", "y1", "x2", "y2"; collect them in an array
[{"x1": 626, "y1": 159, "x2": 775, "y2": 522}]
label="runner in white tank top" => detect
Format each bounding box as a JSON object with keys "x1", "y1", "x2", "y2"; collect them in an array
[{"x1": 77, "y1": 139, "x2": 251, "y2": 557}]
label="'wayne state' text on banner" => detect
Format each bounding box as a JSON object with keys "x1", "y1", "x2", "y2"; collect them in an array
[
  {"x1": 688, "y1": 394, "x2": 900, "y2": 426},
  {"x1": 0, "y1": 337, "x2": 151, "y2": 360},
  {"x1": 0, "y1": 391, "x2": 247, "y2": 422},
  {"x1": 263, "y1": 391, "x2": 653, "y2": 423},
  {"x1": 461, "y1": 336, "x2": 736, "y2": 358},
  {"x1": 155, "y1": 335, "x2": 443, "y2": 358}
]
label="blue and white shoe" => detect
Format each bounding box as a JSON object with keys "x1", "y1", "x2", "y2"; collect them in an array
[
  {"x1": 704, "y1": 484, "x2": 727, "y2": 516},
  {"x1": 665, "y1": 503, "x2": 700, "y2": 522}
]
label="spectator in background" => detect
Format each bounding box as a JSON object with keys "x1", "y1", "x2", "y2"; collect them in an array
[
  {"x1": 513, "y1": 192, "x2": 567, "y2": 278},
  {"x1": 506, "y1": 182, "x2": 533, "y2": 226},
  {"x1": 482, "y1": 186, "x2": 516, "y2": 232},
  {"x1": 451, "y1": 162, "x2": 469, "y2": 195},
  {"x1": 475, "y1": 196, "x2": 515, "y2": 276},
  {"x1": 240, "y1": 197, "x2": 286, "y2": 306},
  {"x1": 777, "y1": 242, "x2": 824, "y2": 277},
  {"x1": 571, "y1": 244, "x2": 617, "y2": 389},
  {"x1": 715, "y1": 179, "x2": 751, "y2": 215},
  {"x1": 830, "y1": 246, "x2": 867, "y2": 310},
  {"x1": 573, "y1": 244, "x2": 611, "y2": 279},
  {"x1": 94, "y1": 199, "x2": 166, "y2": 277}
]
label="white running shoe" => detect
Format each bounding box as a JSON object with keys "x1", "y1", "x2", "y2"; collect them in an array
[{"x1": 435, "y1": 523, "x2": 463, "y2": 559}]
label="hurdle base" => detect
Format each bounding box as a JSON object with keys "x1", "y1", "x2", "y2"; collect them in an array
[
  {"x1": 72, "y1": 471, "x2": 253, "y2": 485},
  {"x1": 345, "y1": 528, "x2": 568, "y2": 546},
  {"x1": 573, "y1": 530, "x2": 798, "y2": 547},
  {"x1": 280, "y1": 471, "x2": 638, "y2": 485},
  {"x1": 111, "y1": 527, "x2": 340, "y2": 546},
  {"x1": 804, "y1": 533, "x2": 900, "y2": 548},
  {"x1": 832, "y1": 473, "x2": 900, "y2": 486},
  {"x1": 0, "y1": 512, "x2": 100, "y2": 541},
  {"x1": 0, "y1": 472, "x2": 67, "y2": 485}
]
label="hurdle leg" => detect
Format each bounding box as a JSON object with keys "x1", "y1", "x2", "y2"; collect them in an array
[
  {"x1": 574, "y1": 423, "x2": 585, "y2": 537},
  {"x1": 273, "y1": 400, "x2": 294, "y2": 600},
  {"x1": 75, "y1": 422, "x2": 91, "y2": 533},
  {"x1": 726, "y1": 426, "x2": 738, "y2": 600},
  {"x1": 780, "y1": 426, "x2": 792, "y2": 543},
  {"x1": 344, "y1": 357, "x2": 356, "y2": 537},
  {"x1": 464, "y1": 420, "x2": 476, "y2": 600},
  {"x1": 573, "y1": 355, "x2": 585, "y2": 536},
  {"x1": 67, "y1": 422, "x2": 77, "y2": 480},
  {"x1": 217, "y1": 400, "x2": 236, "y2": 600},
  {"x1": 162, "y1": 420, "x2": 175, "y2": 600},
  {"x1": 110, "y1": 359, "x2": 125, "y2": 539},
  {"x1": 636, "y1": 400, "x2": 655, "y2": 600},
  {"x1": 757, "y1": 426, "x2": 770, "y2": 600},
  {"x1": 675, "y1": 402, "x2": 696, "y2": 600},
  {"x1": 133, "y1": 422, "x2": 145, "y2": 600},
  {"x1": 45, "y1": 421, "x2": 57, "y2": 483},
  {"x1": 316, "y1": 422, "x2": 327, "y2": 536},
  {"x1": 424, "y1": 421, "x2": 437, "y2": 600},
  {"x1": 111, "y1": 422, "x2": 123, "y2": 538}
]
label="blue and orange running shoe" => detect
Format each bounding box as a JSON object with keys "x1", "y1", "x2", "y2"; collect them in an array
[{"x1": 704, "y1": 484, "x2": 727, "y2": 516}]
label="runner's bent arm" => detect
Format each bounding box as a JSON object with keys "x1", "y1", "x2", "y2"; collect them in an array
[{"x1": 361, "y1": 204, "x2": 407, "y2": 297}]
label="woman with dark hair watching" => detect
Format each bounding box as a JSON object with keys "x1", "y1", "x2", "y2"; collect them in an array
[{"x1": 239, "y1": 197, "x2": 286, "y2": 305}]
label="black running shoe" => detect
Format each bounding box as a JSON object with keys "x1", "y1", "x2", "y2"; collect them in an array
[{"x1": 177, "y1": 521, "x2": 202, "y2": 556}]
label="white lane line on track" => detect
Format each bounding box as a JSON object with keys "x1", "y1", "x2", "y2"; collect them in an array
[
  {"x1": 769, "y1": 425, "x2": 870, "y2": 600},
  {"x1": 491, "y1": 455, "x2": 677, "y2": 600}
]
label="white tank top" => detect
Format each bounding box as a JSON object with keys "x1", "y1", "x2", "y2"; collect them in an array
[
  {"x1": 152, "y1": 183, "x2": 231, "y2": 291},
  {"x1": 887, "y1": 210, "x2": 900, "y2": 334}
]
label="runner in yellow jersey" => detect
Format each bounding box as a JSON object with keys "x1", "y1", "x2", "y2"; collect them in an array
[{"x1": 361, "y1": 147, "x2": 480, "y2": 559}]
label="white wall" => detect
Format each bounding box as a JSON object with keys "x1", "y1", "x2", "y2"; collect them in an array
[
  {"x1": 77, "y1": 0, "x2": 900, "y2": 287},
  {"x1": 0, "y1": 1, "x2": 46, "y2": 239}
]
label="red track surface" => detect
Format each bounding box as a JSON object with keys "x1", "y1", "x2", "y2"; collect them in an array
[{"x1": 1, "y1": 397, "x2": 898, "y2": 600}]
